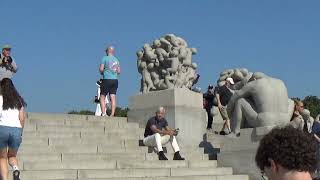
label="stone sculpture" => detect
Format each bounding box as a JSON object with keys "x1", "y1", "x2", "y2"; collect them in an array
[
  {"x1": 136, "y1": 34, "x2": 199, "y2": 93},
  {"x1": 214, "y1": 68, "x2": 295, "y2": 135}
]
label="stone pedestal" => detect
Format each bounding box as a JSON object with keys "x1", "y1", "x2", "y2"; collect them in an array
[
  {"x1": 216, "y1": 126, "x2": 274, "y2": 180},
  {"x1": 127, "y1": 88, "x2": 207, "y2": 147}
]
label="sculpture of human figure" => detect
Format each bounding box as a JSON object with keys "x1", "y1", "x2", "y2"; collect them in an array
[
  {"x1": 160, "y1": 37, "x2": 173, "y2": 52},
  {"x1": 153, "y1": 39, "x2": 169, "y2": 63},
  {"x1": 143, "y1": 44, "x2": 157, "y2": 62},
  {"x1": 140, "y1": 61, "x2": 156, "y2": 93},
  {"x1": 164, "y1": 34, "x2": 180, "y2": 47},
  {"x1": 166, "y1": 49, "x2": 180, "y2": 74},
  {"x1": 164, "y1": 71, "x2": 175, "y2": 89},
  {"x1": 174, "y1": 65, "x2": 187, "y2": 88},
  {"x1": 137, "y1": 51, "x2": 144, "y2": 74},
  {"x1": 227, "y1": 73, "x2": 295, "y2": 136},
  {"x1": 176, "y1": 36, "x2": 188, "y2": 47},
  {"x1": 184, "y1": 63, "x2": 198, "y2": 88}
]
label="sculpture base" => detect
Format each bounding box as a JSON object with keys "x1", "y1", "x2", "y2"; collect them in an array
[
  {"x1": 216, "y1": 126, "x2": 274, "y2": 180},
  {"x1": 128, "y1": 88, "x2": 207, "y2": 147}
]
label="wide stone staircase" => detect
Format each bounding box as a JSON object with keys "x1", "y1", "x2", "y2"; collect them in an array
[{"x1": 11, "y1": 113, "x2": 249, "y2": 180}]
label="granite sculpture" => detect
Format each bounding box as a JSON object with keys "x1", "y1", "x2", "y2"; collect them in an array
[
  {"x1": 136, "y1": 34, "x2": 199, "y2": 93},
  {"x1": 214, "y1": 68, "x2": 295, "y2": 135}
]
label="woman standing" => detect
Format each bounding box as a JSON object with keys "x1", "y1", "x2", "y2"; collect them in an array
[{"x1": 0, "y1": 78, "x2": 26, "y2": 180}]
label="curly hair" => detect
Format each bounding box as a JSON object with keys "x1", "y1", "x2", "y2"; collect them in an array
[
  {"x1": 255, "y1": 125, "x2": 317, "y2": 173},
  {"x1": 1, "y1": 78, "x2": 26, "y2": 110}
]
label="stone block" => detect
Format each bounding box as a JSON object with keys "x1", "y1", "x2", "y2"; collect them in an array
[{"x1": 128, "y1": 88, "x2": 207, "y2": 147}]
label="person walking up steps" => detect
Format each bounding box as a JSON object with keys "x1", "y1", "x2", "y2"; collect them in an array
[
  {"x1": 0, "y1": 78, "x2": 27, "y2": 180},
  {"x1": 99, "y1": 46, "x2": 120, "y2": 117}
]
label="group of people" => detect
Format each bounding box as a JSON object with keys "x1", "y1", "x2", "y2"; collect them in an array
[
  {"x1": 203, "y1": 76, "x2": 320, "y2": 179},
  {"x1": 0, "y1": 45, "x2": 27, "y2": 180},
  {"x1": 203, "y1": 77, "x2": 235, "y2": 135}
]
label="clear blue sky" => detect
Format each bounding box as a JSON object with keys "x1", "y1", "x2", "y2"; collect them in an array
[{"x1": 1, "y1": 0, "x2": 319, "y2": 113}]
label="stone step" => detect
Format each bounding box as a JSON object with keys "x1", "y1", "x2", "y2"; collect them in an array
[
  {"x1": 23, "y1": 132, "x2": 81, "y2": 138},
  {"x1": 18, "y1": 154, "x2": 61, "y2": 162},
  {"x1": 27, "y1": 115, "x2": 127, "y2": 123},
  {"x1": 48, "y1": 138, "x2": 124, "y2": 146},
  {"x1": 10, "y1": 172, "x2": 249, "y2": 180},
  {"x1": 29, "y1": 122, "x2": 139, "y2": 129},
  {"x1": 23, "y1": 160, "x2": 117, "y2": 170},
  {"x1": 22, "y1": 132, "x2": 143, "y2": 140},
  {"x1": 24, "y1": 128, "x2": 144, "y2": 135},
  {"x1": 17, "y1": 151, "x2": 209, "y2": 163},
  {"x1": 22, "y1": 160, "x2": 216, "y2": 170},
  {"x1": 9, "y1": 170, "x2": 77, "y2": 180},
  {"x1": 18, "y1": 144, "x2": 204, "y2": 155},
  {"x1": 145, "y1": 152, "x2": 209, "y2": 161},
  {"x1": 78, "y1": 167, "x2": 233, "y2": 179},
  {"x1": 116, "y1": 160, "x2": 217, "y2": 169},
  {"x1": 28, "y1": 113, "x2": 126, "y2": 122}
]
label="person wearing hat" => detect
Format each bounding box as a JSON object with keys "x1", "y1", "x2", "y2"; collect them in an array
[
  {"x1": 215, "y1": 77, "x2": 234, "y2": 135},
  {"x1": 203, "y1": 84, "x2": 215, "y2": 130},
  {"x1": 0, "y1": 45, "x2": 18, "y2": 81},
  {"x1": 99, "y1": 46, "x2": 120, "y2": 117}
]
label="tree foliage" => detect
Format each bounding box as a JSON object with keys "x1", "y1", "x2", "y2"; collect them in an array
[
  {"x1": 68, "y1": 110, "x2": 95, "y2": 115},
  {"x1": 302, "y1": 96, "x2": 320, "y2": 118},
  {"x1": 68, "y1": 107, "x2": 129, "y2": 117}
]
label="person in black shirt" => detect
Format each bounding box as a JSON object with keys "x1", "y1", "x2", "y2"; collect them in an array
[
  {"x1": 203, "y1": 84, "x2": 215, "y2": 130},
  {"x1": 143, "y1": 107, "x2": 185, "y2": 160},
  {"x1": 215, "y1": 77, "x2": 234, "y2": 135}
]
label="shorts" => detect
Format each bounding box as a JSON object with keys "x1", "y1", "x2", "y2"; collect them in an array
[
  {"x1": 0, "y1": 126, "x2": 22, "y2": 151},
  {"x1": 219, "y1": 106, "x2": 230, "y2": 120},
  {"x1": 100, "y1": 79, "x2": 118, "y2": 95}
]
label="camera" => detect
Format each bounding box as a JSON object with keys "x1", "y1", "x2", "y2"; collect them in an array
[
  {"x1": 2, "y1": 56, "x2": 13, "y2": 64},
  {"x1": 174, "y1": 128, "x2": 180, "y2": 135}
]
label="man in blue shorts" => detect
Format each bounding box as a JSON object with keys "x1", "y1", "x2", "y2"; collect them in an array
[{"x1": 99, "y1": 46, "x2": 120, "y2": 117}]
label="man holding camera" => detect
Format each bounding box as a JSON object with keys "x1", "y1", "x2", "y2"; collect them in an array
[
  {"x1": 0, "y1": 45, "x2": 18, "y2": 81},
  {"x1": 143, "y1": 106, "x2": 185, "y2": 160}
]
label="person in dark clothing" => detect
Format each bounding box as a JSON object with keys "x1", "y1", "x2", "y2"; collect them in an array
[
  {"x1": 215, "y1": 78, "x2": 234, "y2": 135},
  {"x1": 312, "y1": 120, "x2": 320, "y2": 177},
  {"x1": 203, "y1": 84, "x2": 215, "y2": 130},
  {"x1": 143, "y1": 107, "x2": 185, "y2": 160}
]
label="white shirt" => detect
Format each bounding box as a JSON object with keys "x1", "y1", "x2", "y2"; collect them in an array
[{"x1": 0, "y1": 96, "x2": 21, "y2": 128}]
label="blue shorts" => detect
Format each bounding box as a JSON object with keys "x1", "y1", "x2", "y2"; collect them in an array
[{"x1": 0, "y1": 126, "x2": 22, "y2": 151}]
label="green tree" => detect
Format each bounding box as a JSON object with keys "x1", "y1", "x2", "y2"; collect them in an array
[
  {"x1": 68, "y1": 107, "x2": 129, "y2": 117},
  {"x1": 114, "y1": 107, "x2": 129, "y2": 117},
  {"x1": 302, "y1": 96, "x2": 320, "y2": 118},
  {"x1": 68, "y1": 110, "x2": 95, "y2": 115}
]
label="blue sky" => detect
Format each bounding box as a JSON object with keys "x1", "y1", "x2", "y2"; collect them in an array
[{"x1": 1, "y1": 0, "x2": 319, "y2": 113}]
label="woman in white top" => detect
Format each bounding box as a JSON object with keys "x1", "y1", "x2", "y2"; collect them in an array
[{"x1": 0, "y1": 78, "x2": 26, "y2": 180}]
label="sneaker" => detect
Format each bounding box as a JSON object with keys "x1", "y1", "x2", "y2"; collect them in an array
[
  {"x1": 158, "y1": 151, "x2": 168, "y2": 160},
  {"x1": 13, "y1": 170, "x2": 20, "y2": 180},
  {"x1": 173, "y1": 151, "x2": 185, "y2": 160}
]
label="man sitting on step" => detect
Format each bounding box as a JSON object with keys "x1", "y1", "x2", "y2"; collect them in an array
[{"x1": 143, "y1": 106, "x2": 185, "y2": 160}]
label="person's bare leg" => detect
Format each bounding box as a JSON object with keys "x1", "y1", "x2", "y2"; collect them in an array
[
  {"x1": 110, "y1": 94, "x2": 116, "y2": 117},
  {"x1": 7, "y1": 149, "x2": 19, "y2": 171},
  {"x1": 0, "y1": 148, "x2": 8, "y2": 180},
  {"x1": 100, "y1": 94, "x2": 106, "y2": 115},
  {"x1": 226, "y1": 119, "x2": 231, "y2": 133}
]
